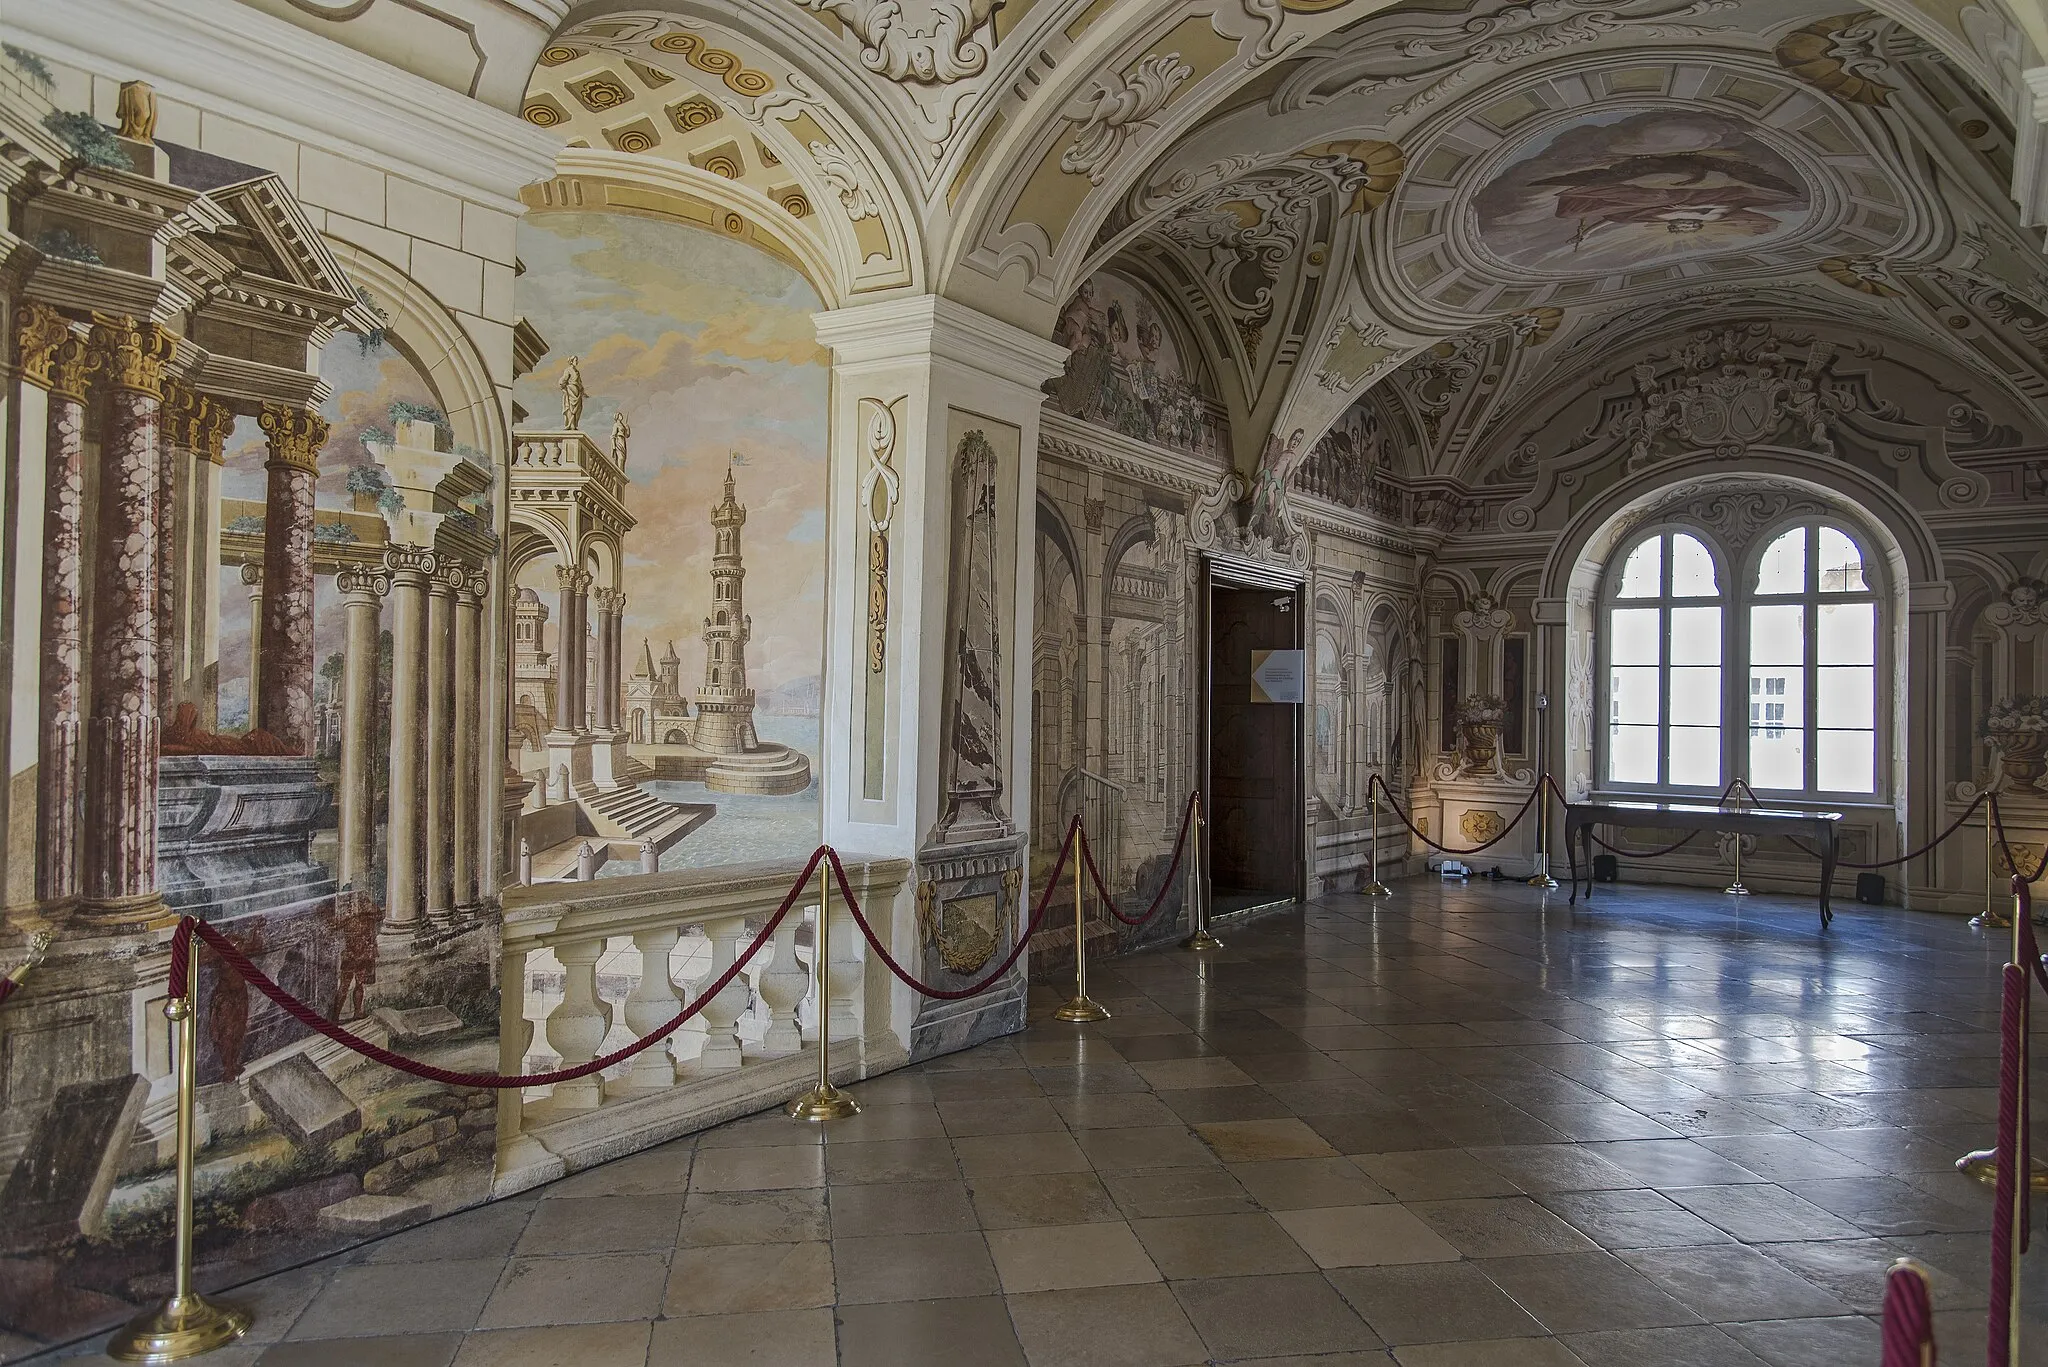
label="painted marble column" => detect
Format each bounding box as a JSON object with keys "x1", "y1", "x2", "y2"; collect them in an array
[
  {"x1": 82, "y1": 315, "x2": 175, "y2": 919},
  {"x1": 256, "y1": 405, "x2": 328, "y2": 751},
  {"x1": 425, "y1": 562, "x2": 457, "y2": 925},
  {"x1": 384, "y1": 545, "x2": 435, "y2": 938},
  {"x1": 19, "y1": 305, "x2": 96, "y2": 906},
  {"x1": 156, "y1": 381, "x2": 184, "y2": 712},
  {"x1": 454, "y1": 567, "x2": 485, "y2": 912},
  {"x1": 171, "y1": 394, "x2": 231, "y2": 722},
  {"x1": 242, "y1": 564, "x2": 265, "y2": 726},
  {"x1": 553, "y1": 564, "x2": 579, "y2": 733},
  {"x1": 335, "y1": 564, "x2": 387, "y2": 893},
  {"x1": 609, "y1": 593, "x2": 628, "y2": 733}
]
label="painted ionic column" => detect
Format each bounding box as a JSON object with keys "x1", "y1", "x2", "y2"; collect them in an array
[
  {"x1": 19, "y1": 305, "x2": 95, "y2": 906},
  {"x1": 384, "y1": 545, "x2": 435, "y2": 938},
  {"x1": 553, "y1": 564, "x2": 579, "y2": 733},
  {"x1": 82, "y1": 316, "x2": 175, "y2": 919},
  {"x1": 335, "y1": 565, "x2": 386, "y2": 892},
  {"x1": 572, "y1": 570, "x2": 593, "y2": 733},
  {"x1": 242, "y1": 563, "x2": 265, "y2": 725},
  {"x1": 454, "y1": 567, "x2": 485, "y2": 912},
  {"x1": 256, "y1": 405, "x2": 327, "y2": 751},
  {"x1": 609, "y1": 593, "x2": 628, "y2": 733},
  {"x1": 425, "y1": 561, "x2": 458, "y2": 925}
]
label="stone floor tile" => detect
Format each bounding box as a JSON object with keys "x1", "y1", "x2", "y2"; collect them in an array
[
  {"x1": 1719, "y1": 1315, "x2": 1882, "y2": 1366},
  {"x1": 287, "y1": 1259, "x2": 503, "y2": 1340},
  {"x1": 1157, "y1": 1085, "x2": 1295, "y2": 1124},
  {"x1": 1169, "y1": 1272, "x2": 1382, "y2": 1359},
  {"x1": 513, "y1": 1195, "x2": 682, "y2": 1255},
  {"x1": 924, "y1": 1068, "x2": 1045, "y2": 1101},
  {"x1": 953, "y1": 1130, "x2": 1093, "y2": 1177},
  {"x1": 822, "y1": 1137, "x2": 960, "y2": 1185},
  {"x1": 971, "y1": 1171, "x2": 1122, "y2": 1228},
  {"x1": 1664, "y1": 1184, "x2": 1868, "y2": 1243},
  {"x1": 832, "y1": 1230, "x2": 999, "y2": 1303},
  {"x1": 662, "y1": 1240, "x2": 833, "y2": 1316},
  {"x1": 845, "y1": 1070, "x2": 935, "y2": 1105},
  {"x1": 1560, "y1": 1325, "x2": 1768, "y2": 1366},
  {"x1": 1778, "y1": 1175, "x2": 1988, "y2": 1237},
  {"x1": 1195, "y1": 1118, "x2": 1338, "y2": 1162},
  {"x1": 1302, "y1": 1110, "x2": 1457, "y2": 1155},
  {"x1": 258, "y1": 1337, "x2": 462, "y2": 1367},
  {"x1": 1391, "y1": 1338, "x2": 1588, "y2": 1366},
  {"x1": 1409, "y1": 1196, "x2": 1601, "y2": 1258},
  {"x1": 1226, "y1": 1156, "x2": 1392, "y2": 1210},
  {"x1": 986, "y1": 1222, "x2": 1162, "y2": 1293},
  {"x1": 1131, "y1": 1057, "x2": 1256, "y2": 1090},
  {"x1": 473, "y1": 1254, "x2": 669, "y2": 1330},
  {"x1": 1467, "y1": 1144, "x2": 1647, "y2": 1193},
  {"x1": 938, "y1": 1096, "x2": 1067, "y2": 1137},
  {"x1": 828, "y1": 1179, "x2": 978, "y2": 1237},
  {"x1": 1128, "y1": 1212, "x2": 1317, "y2": 1278},
  {"x1": 1075, "y1": 1125, "x2": 1219, "y2": 1172},
  {"x1": 363, "y1": 1201, "x2": 537, "y2": 1265},
  {"x1": 648, "y1": 1307, "x2": 836, "y2": 1366},
  {"x1": 679, "y1": 1188, "x2": 830, "y2": 1247},
  {"x1": 817, "y1": 1100, "x2": 947, "y2": 1143},
  {"x1": 1326, "y1": 1261, "x2": 1545, "y2": 1344},
  {"x1": 836, "y1": 1296, "x2": 1026, "y2": 1367},
  {"x1": 1051, "y1": 1092, "x2": 1182, "y2": 1129},
  {"x1": 1004, "y1": 1283, "x2": 1209, "y2": 1367},
  {"x1": 449, "y1": 1321, "x2": 650, "y2": 1367},
  {"x1": 542, "y1": 1141, "x2": 691, "y2": 1196},
  {"x1": 1271, "y1": 1204, "x2": 1460, "y2": 1268},
  {"x1": 1617, "y1": 1244, "x2": 1849, "y2": 1321},
  {"x1": 687, "y1": 1143, "x2": 825, "y2": 1192},
  {"x1": 1536, "y1": 1191, "x2": 1736, "y2": 1250},
  {"x1": 1478, "y1": 1251, "x2": 1703, "y2": 1334},
  {"x1": 1352, "y1": 1149, "x2": 1522, "y2": 1201},
  {"x1": 1103, "y1": 1167, "x2": 1260, "y2": 1218},
  {"x1": 1580, "y1": 1139, "x2": 1771, "y2": 1188}
]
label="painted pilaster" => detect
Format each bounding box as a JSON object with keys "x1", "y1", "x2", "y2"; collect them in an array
[
  {"x1": 552, "y1": 565, "x2": 579, "y2": 734},
  {"x1": 168, "y1": 392, "x2": 231, "y2": 724},
  {"x1": 81, "y1": 315, "x2": 174, "y2": 923},
  {"x1": 256, "y1": 405, "x2": 328, "y2": 751},
  {"x1": 242, "y1": 563, "x2": 264, "y2": 725},
  {"x1": 384, "y1": 544, "x2": 434, "y2": 941},
  {"x1": 336, "y1": 564, "x2": 387, "y2": 894}
]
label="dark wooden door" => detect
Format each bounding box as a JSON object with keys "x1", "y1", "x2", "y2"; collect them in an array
[{"x1": 1209, "y1": 584, "x2": 1302, "y2": 900}]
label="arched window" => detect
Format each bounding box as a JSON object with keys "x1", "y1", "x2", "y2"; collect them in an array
[
  {"x1": 1603, "y1": 530, "x2": 1723, "y2": 789},
  {"x1": 1601, "y1": 521, "x2": 1880, "y2": 798}
]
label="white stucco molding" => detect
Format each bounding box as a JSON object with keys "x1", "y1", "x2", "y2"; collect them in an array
[
  {"x1": 813, "y1": 295, "x2": 1068, "y2": 392},
  {"x1": 1, "y1": 0, "x2": 560, "y2": 212},
  {"x1": 2017, "y1": 66, "x2": 2048, "y2": 238}
]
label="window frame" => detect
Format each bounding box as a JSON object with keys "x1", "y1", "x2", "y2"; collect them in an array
[{"x1": 1597, "y1": 526, "x2": 1729, "y2": 795}]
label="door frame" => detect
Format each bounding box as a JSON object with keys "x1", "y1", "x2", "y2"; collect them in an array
[{"x1": 1197, "y1": 552, "x2": 1309, "y2": 906}]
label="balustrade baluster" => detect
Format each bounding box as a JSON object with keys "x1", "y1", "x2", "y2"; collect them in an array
[
  {"x1": 612, "y1": 927, "x2": 682, "y2": 1095},
  {"x1": 757, "y1": 906, "x2": 806, "y2": 1055},
  {"x1": 696, "y1": 915, "x2": 748, "y2": 1072},
  {"x1": 544, "y1": 936, "x2": 611, "y2": 1110},
  {"x1": 826, "y1": 900, "x2": 860, "y2": 1042}
]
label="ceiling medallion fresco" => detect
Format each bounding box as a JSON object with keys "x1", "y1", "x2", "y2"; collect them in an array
[{"x1": 1470, "y1": 108, "x2": 1813, "y2": 275}]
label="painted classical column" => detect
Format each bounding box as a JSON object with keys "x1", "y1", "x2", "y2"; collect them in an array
[
  {"x1": 609, "y1": 593, "x2": 628, "y2": 733},
  {"x1": 384, "y1": 545, "x2": 435, "y2": 939},
  {"x1": 155, "y1": 381, "x2": 183, "y2": 711},
  {"x1": 19, "y1": 305, "x2": 95, "y2": 906},
  {"x1": 169, "y1": 393, "x2": 231, "y2": 723},
  {"x1": 81, "y1": 315, "x2": 175, "y2": 920},
  {"x1": 425, "y1": 561, "x2": 458, "y2": 925},
  {"x1": 256, "y1": 405, "x2": 328, "y2": 751},
  {"x1": 242, "y1": 563, "x2": 265, "y2": 725},
  {"x1": 572, "y1": 570, "x2": 593, "y2": 733},
  {"x1": 552, "y1": 564, "x2": 579, "y2": 734},
  {"x1": 454, "y1": 567, "x2": 485, "y2": 912},
  {"x1": 335, "y1": 565, "x2": 387, "y2": 892}
]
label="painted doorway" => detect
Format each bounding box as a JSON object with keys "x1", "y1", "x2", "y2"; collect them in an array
[{"x1": 1205, "y1": 569, "x2": 1305, "y2": 914}]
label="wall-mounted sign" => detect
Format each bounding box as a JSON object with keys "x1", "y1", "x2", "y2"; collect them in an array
[{"x1": 1250, "y1": 649, "x2": 1304, "y2": 704}]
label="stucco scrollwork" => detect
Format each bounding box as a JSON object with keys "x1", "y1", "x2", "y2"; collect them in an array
[
  {"x1": 1613, "y1": 324, "x2": 1847, "y2": 469},
  {"x1": 790, "y1": 0, "x2": 1000, "y2": 85},
  {"x1": 1062, "y1": 53, "x2": 1194, "y2": 186},
  {"x1": 859, "y1": 396, "x2": 904, "y2": 672},
  {"x1": 809, "y1": 140, "x2": 882, "y2": 220}
]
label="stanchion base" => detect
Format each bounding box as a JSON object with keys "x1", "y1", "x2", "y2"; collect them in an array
[
  {"x1": 1362, "y1": 882, "x2": 1392, "y2": 898},
  {"x1": 1525, "y1": 875, "x2": 1559, "y2": 889},
  {"x1": 1955, "y1": 1147, "x2": 2048, "y2": 1193},
  {"x1": 1971, "y1": 913, "x2": 2013, "y2": 930},
  {"x1": 787, "y1": 1082, "x2": 861, "y2": 1122},
  {"x1": 1054, "y1": 995, "x2": 1112, "y2": 1023},
  {"x1": 1724, "y1": 882, "x2": 1750, "y2": 896},
  {"x1": 1181, "y1": 930, "x2": 1225, "y2": 951},
  {"x1": 107, "y1": 1293, "x2": 250, "y2": 1363}
]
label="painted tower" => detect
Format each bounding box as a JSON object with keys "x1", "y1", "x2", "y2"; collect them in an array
[
  {"x1": 511, "y1": 586, "x2": 553, "y2": 750},
  {"x1": 694, "y1": 463, "x2": 760, "y2": 753}
]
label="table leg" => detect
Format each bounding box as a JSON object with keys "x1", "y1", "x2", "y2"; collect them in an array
[
  {"x1": 1819, "y1": 822, "x2": 1837, "y2": 929},
  {"x1": 1583, "y1": 823, "x2": 1597, "y2": 902},
  {"x1": 1565, "y1": 814, "x2": 1581, "y2": 904}
]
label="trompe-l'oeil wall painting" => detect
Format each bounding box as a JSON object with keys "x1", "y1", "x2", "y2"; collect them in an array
[
  {"x1": 1048, "y1": 270, "x2": 1226, "y2": 460},
  {"x1": 506, "y1": 210, "x2": 827, "y2": 880}
]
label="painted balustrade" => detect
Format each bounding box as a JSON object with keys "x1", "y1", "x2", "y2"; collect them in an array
[{"x1": 493, "y1": 850, "x2": 911, "y2": 1193}]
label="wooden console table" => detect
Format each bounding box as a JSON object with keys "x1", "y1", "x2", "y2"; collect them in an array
[{"x1": 1564, "y1": 800, "x2": 1845, "y2": 928}]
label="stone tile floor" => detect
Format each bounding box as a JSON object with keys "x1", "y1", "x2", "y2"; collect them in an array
[{"x1": 35, "y1": 878, "x2": 2048, "y2": 1365}]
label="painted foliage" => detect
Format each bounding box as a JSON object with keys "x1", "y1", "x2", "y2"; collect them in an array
[{"x1": 507, "y1": 211, "x2": 827, "y2": 875}]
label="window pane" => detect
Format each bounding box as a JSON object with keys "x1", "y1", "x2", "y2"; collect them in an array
[
  {"x1": 1609, "y1": 724, "x2": 1659, "y2": 783},
  {"x1": 1817, "y1": 665, "x2": 1875, "y2": 729},
  {"x1": 1617, "y1": 537, "x2": 1662, "y2": 599},
  {"x1": 1609, "y1": 667, "x2": 1661, "y2": 725},
  {"x1": 1817, "y1": 729, "x2": 1875, "y2": 792},
  {"x1": 1749, "y1": 604, "x2": 1804, "y2": 666},
  {"x1": 1670, "y1": 666, "x2": 1720, "y2": 725},
  {"x1": 1670, "y1": 606, "x2": 1721, "y2": 665},
  {"x1": 1670, "y1": 534, "x2": 1719, "y2": 598},
  {"x1": 1818, "y1": 601, "x2": 1874, "y2": 665},
  {"x1": 1670, "y1": 726, "x2": 1720, "y2": 787},
  {"x1": 1756, "y1": 528, "x2": 1805, "y2": 593},
  {"x1": 1817, "y1": 526, "x2": 1868, "y2": 592},
  {"x1": 1610, "y1": 608, "x2": 1661, "y2": 666},
  {"x1": 1750, "y1": 718, "x2": 1804, "y2": 789}
]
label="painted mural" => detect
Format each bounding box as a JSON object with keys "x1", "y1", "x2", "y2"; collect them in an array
[
  {"x1": 2, "y1": 328, "x2": 503, "y2": 1354},
  {"x1": 506, "y1": 211, "x2": 826, "y2": 877},
  {"x1": 1472, "y1": 109, "x2": 1812, "y2": 273},
  {"x1": 1048, "y1": 270, "x2": 1226, "y2": 459}
]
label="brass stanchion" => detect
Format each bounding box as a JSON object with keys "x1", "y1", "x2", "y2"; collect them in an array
[
  {"x1": 1056, "y1": 824, "x2": 1110, "y2": 1022},
  {"x1": 1974, "y1": 791, "x2": 2010, "y2": 930},
  {"x1": 1362, "y1": 778, "x2": 1390, "y2": 897},
  {"x1": 788, "y1": 857, "x2": 859, "y2": 1122},
  {"x1": 1181, "y1": 794, "x2": 1223, "y2": 951},
  {"x1": 1958, "y1": 873, "x2": 2048, "y2": 1192},
  {"x1": 1526, "y1": 774, "x2": 1558, "y2": 890},
  {"x1": 109, "y1": 940, "x2": 250, "y2": 1362},
  {"x1": 1724, "y1": 781, "x2": 1749, "y2": 897}
]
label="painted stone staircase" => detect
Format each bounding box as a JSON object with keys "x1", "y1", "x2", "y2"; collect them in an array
[{"x1": 571, "y1": 777, "x2": 694, "y2": 853}]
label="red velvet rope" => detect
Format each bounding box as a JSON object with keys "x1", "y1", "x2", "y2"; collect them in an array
[
  {"x1": 0, "y1": 976, "x2": 16, "y2": 1008},
  {"x1": 1879, "y1": 1261, "x2": 1936, "y2": 1367},
  {"x1": 1989, "y1": 955, "x2": 2026, "y2": 1367},
  {"x1": 826, "y1": 818, "x2": 1081, "y2": 1001},
  {"x1": 1370, "y1": 773, "x2": 1542, "y2": 856},
  {"x1": 1082, "y1": 791, "x2": 1196, "y2": 927}
]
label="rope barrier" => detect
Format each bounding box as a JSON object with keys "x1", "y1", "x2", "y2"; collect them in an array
[
  {"x1": 1777, "y1": 790, "x2": 1991, "y2": 871},
  {"x1": 1082, "y1": 791, "x2": 1197, "y2": 927},
  {"x1": 1880, "y1": 1260, "x2": 1936, "y2": 1367},
  {"x1": 1368, "y1": 773, "x2": 1543, "y2": 857},
  {"x1": 1992, "y1": 797, "x2": 2048, "y2": 886},
  {"x1": 0, "y1": 930, "x2": 51, "y2": 1009}
]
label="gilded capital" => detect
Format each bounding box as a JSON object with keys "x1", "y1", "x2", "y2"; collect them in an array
[
  {"x1": 170, "y1": 392, "x2": 235, "y2": 465},
  {"x1": 87, "y1": 315, "x2": 175, "y2": 399},
  {"x1": 16, "y1": 302, "x2": 74, "y2": 392},
  {"x1": 259, "y1": 404, "x2": 329, "y2": 472}
]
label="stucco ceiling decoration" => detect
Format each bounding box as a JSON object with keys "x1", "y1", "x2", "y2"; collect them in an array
[{"x1": 1774, "y1": 10, "x2": 1901, "y2": 103}]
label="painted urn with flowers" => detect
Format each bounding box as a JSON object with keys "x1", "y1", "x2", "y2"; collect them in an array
[
  {"x1": 1456, "y1": 694, "x2": 1507, "y2": 773},
  {"x1": 1984, "y1": 696, "x2": 2048, "y2": 792}
]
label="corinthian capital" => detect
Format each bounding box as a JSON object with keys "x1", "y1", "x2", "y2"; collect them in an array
[
  {"x1": 87, "y1": 314, "x2": 176, "y2": 398},
  {"x1": 259, "y1": 404, "x2": 329, "y2": 472},
  {"x1": 168, "y1": 390, "x2": 234, "y2": 464},
  {"x1": 17, "y1": 302, "x2": 75, "y2": 392}
]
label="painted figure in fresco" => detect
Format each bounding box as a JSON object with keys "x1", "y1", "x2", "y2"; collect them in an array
[
  {"x1": 1244, "y1": 428, "x2": 1306, "y2": 546},
  {"x1": 1536, "y1": 151, "x2": 1803, "y2": 243},
  {"x1": 334, "y1": 889, "x2": 379, "y2": 1021},
  {"x1": 611, "y1": 409, "x2": 631, "y2": 468},
  {"x1": 207, "y1": 919, "x2": 262, "y2": 1084},
  {"x1": 560, "y1": 354, "x2": 585, "y2": 429}
]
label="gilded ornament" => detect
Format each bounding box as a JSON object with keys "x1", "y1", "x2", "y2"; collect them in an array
[
  {"x1": 1818, "y1": 255, "x2": 1901, "y2": 297},
  {"x1": 1297, "y1": 139, "x2": 1405, "y2": 216},
  {"x1": 258, "y1": 404, "x2": 330, "y2": 473},
  {"x1": 522, "y1": 98, "x2": 567, "y2": 128},
  {"x1": 779, "y1": 191, "x2": 813, "y2": 218},
  {"x1": 607, "y1": 124, "x2": 659, "y2": 153},
  {"x1": 1459, "y1": 809, "x2": 1507, "y2": 844},
  {"x1": 668, "y1": 97, "x2": 722, "y2": 132},
  {"x1": 570, "y1": 75, "x2": 633, "y2": 112},
  {"x1": 539, "y1": 44, "x2": 584, "y2": 66},
  {"x1": 87, "y1": 314, "x2": 175, "y2": 398},
  {"x1": 1774, "y1": 13, "x2": 1894, "y2": 107},
  {"x1": 15, "y1": 301, "x2": 75, "y2": 393},
  {"x1": 648, "y1": 31, "x2": 775, "y2": 97}
]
